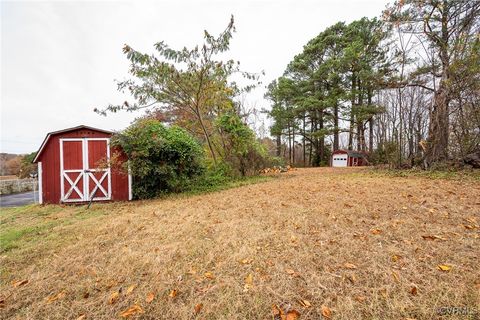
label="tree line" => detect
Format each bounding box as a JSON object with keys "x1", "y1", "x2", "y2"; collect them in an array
[
  {"x1": 97, "y1": 0, "x2": 479, "y2": 187},
  {"x1": 266, "y1": 0, "x2": 479, "y2": 168}
]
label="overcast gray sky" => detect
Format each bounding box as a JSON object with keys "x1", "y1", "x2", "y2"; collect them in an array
[{"x1": 1, "y1": 0, "x2": 389, "y2": 154}]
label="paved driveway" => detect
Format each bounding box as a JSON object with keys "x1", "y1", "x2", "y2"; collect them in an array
[{"x1": 0, "y1": 191, "x2": 39, "y2": 208}]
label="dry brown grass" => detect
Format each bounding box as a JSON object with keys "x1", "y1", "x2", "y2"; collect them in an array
[
  {"x1": 1, "y1": 168, "x2": 479, "y2": 319},
  {"x1": 0, "y1": 175, "x2": 18, "y2": 181}
]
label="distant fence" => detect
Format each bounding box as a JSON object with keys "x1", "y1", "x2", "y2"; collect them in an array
[{"x1": 0, "y1": 178, "x2": 38, "y2": 195}]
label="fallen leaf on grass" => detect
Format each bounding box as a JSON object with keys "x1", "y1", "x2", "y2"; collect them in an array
[
  {"x1": 370, "y1": 229, "x2": 382, "y2": 235},
  {"x1": 109, "y1": 291, "x2": 119, "y2": 304},
  {"x1": 391, "y1": 270, "x2": 400, "y2": 282},
  {"x1": 204, "y1": 272, "x2": 215, "y2": 280},
  {"x1": 240, "y1": 258, "x2": 253, "y2": 265},
  {"x1": 298, "y1": 299, "x2": 311, "y2": 308},
  {"x1": 379, "y1": 288, "x2": 388, "y2": 298},
  {"x1": 272, "y1": 304, "x2": 284, "y2": 319},
  {"x1": 126, "y1": 284, "x2": 136, "y2": 295},
  {"x1": 145, "y1": 292, "x2": 155, "y2": 303},
  {"x1": 347, "y1": 273, "x2": 357, "y2": 284},
  {"x1": 12, "y1": 279, "x2": 28, "y2": 288},
  {"x1": 465, "y1": 217, "x2": 477, "y2": 224},
  {"x1": 105, "y1": 280, "x2": 118, "y2": 290},
  {"x1": 410, "y1": 286, "x2": 417, "y2": 295},
  {"x1": 391, "y1": 255, "x2": 402, "y2": 262},
  {"x1": 119, "y1": 304, "x2": 143, "y2": 318},
  {"x1": 76, "y1": 314, "x2": 86, "y2": 320},
  {"x1": 46, "y1": 291, "x2": 66, "y2": 304},
  {"x1": 421, "y1": 235, "x2": 446, "y2": 241},
  {"x1": 169, "y1": 289, "x2": 178, "y2": 298},
  {"x1": 194, "y1": 303, "x2": 203, "y2": 314},
  {"x1": 286, "y1": 309, "x2": 301, "y2": 320},
  {"x1": 0, "y1": 299, "x2": 5, "y2": 309},
  {"x1": 321, "y1": 305, "x2": 332, "y2": 318},
  {"x1": 437, "y1": 265, "x2": 452, "y2": 272},
  {"x1": 343, "y1": 263, "x2": 357, "y2": 269},
  {"x1": 285, "y1": 268, "x2": 302, "y2": 277},
  {"x1": 244, "y1": 273, "x2": 254, "y2": 292},
  {"x1": 272, "y1": 304, "x2": 301, "y2": 320}
]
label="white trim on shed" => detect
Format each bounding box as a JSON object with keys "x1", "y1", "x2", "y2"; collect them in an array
[{"x1": 37, "y1": 162, "x2": 43, "y2": 204}]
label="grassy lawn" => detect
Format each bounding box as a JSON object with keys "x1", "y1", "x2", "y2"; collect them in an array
[{"x1": 1, "y1": 168, "x2": 479, "y2": 319}]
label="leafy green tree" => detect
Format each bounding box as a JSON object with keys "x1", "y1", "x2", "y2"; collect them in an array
[
  {"x1": 18, "y1": 152, "x2": 37, "y2": 179},
  {"x1": 96, "y1": 16, "x2": 260, "y2": 165},
  {"x1": 215, "y1": 112, "x2": 268, "y2": 176},
  {"x1": 112, "y1": 119, "x2": 204, "y2": 199},
  {"x1": 265, "y1": 80, "x2": 286, "y2": 157},
  {"x1": 286, "y1": 22, "x2": 348, "y2": 164},
  {"x1": 342, "y1": 17, "x2": 392, "y2": 151},
  {"x1": 267, "y1": 18, "x2": 391, "y2": 166}
]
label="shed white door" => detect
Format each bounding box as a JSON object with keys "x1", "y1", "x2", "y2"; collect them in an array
[
  {"x1": 332, "y1": 155, "x2": 348, "y2": 167},
  {"x1": 60, "y1": 138, "x2": 111, "y2": 202}
]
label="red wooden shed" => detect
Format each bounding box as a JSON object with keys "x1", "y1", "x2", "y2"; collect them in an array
[
  {"x1": 33, "y1": 125, "x2": 131, "y2": 204},
  {"x1": 331, "y1": 149, "x2": 367, "y2": 167}
]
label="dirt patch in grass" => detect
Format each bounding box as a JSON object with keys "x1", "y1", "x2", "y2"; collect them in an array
[{"x1": 1, "y1": 168, "x2": 479, "y2": 319}]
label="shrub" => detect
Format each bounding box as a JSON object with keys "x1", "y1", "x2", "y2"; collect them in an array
[
  {"x1": 215, "y1": 112, "x2": 270, "y2": 176},
  {"x1": 112, "y1": 119, "x2": 204, "y2": 199},
  {"x1": 189, "y1": 163, "x2": 233, "y2": 192},
  {"x1": 369, "y1": 141, "x2": 400, "y2": 168}
]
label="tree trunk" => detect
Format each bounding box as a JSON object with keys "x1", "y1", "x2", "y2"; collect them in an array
[
  {"x1": 292, "y1": 125, "x2": 295, "y2": 165},
  {"x1": 319, "y1": 110, "x2": 324, "y2": 165},
  {"x1": 303, "y1": 113, "x2": 306, "y2": 167},
  {"x1": 196, "y1": 109, "x2": 217, "y2": 165},
  {"x1": 276, "y1": 134, "x2": 281, "y2": 157},
  {"x1": 313, "y1": 111, "x2": 320, "y2": 166},
  {"x1": 333, "y1": 103, "x2": 339, "y2": 151},
  {"x1": 367, "y1": 90, "x2": 373, "y2": 153},
  {"x1": 288, "y1": 122, "x2": 292, "y2": 166},
  {"x1": 425, "y1": 76, "x2": 450, "y2": 166},
  {"x1": 425, "y1": 5, "x2": 451, "y2": 168},
  {"x1": 309, "y1": 115, "x2": 314, "y2": 166},
  {"x1": 356, "y1": 79, "x2": 364, "y2": 151},
  {"x1": 369, "y1": 117, "x2": 374, "y2": 153},
  {"x1": 348, "y1": 74, "x2": 356, "y2": 150}
]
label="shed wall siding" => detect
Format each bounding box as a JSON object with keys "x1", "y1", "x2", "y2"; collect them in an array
[{"x1": 38, "y1": 128, "x2": 129, "y2": 204}]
